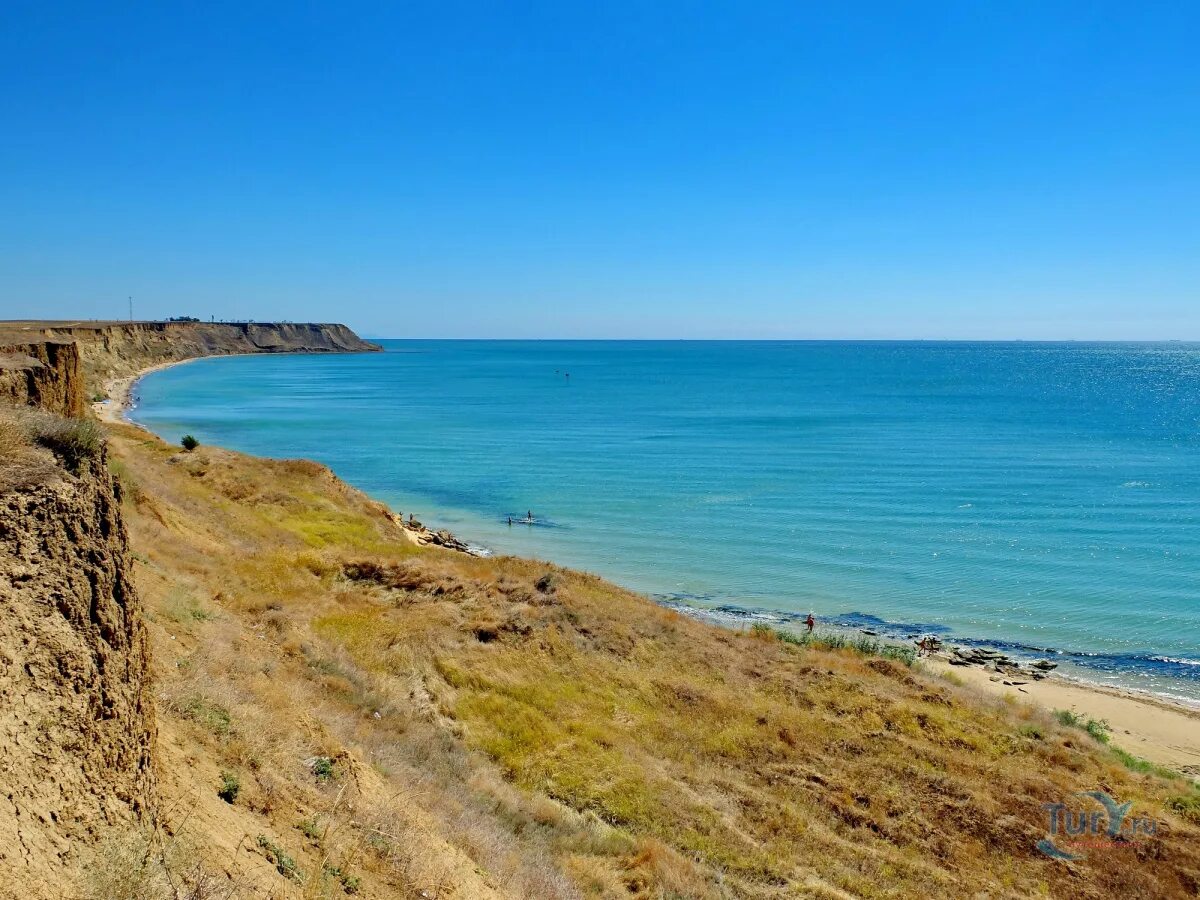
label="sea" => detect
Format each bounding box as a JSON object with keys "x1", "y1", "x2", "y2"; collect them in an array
[{"x1": 129, "y1": 340, "x2": 1200, "y2": 704}]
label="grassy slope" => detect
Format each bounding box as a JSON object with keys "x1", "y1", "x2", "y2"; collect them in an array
[{"x1": 101, "y1": 422, "x2": 1200, "y2": 899}]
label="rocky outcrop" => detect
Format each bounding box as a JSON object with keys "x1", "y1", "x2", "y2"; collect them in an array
[
  {"x1": 0, "y1": 342, "x2": 85, "y2": 417},
  {"x1": 0, "y1": 320, "x2": 380, "y2": 392},
  {"x1": 944, "y1": 645, "x2": 1057, "y2": 682},
  {"x1": 0, "y1": 444, "x2": 154, "y2": 884}
]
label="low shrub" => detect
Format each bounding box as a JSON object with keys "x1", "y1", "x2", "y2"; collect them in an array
[
  {"x1": 217, "y1": 770, "x2": 240, "y2": 803},
  {"x1": 181, "y1": 434, "x2": 200, "y2": 452},
  {"x1": 1054, "y1": 709, "x2": 1111, "y2": 743},
  {"x1": 311, "y1": 755, "x2": 336, "y2": 782}
]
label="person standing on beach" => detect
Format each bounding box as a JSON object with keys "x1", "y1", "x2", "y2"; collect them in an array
[{"x1": 804, "y1": 613, "x2": 815, "y2": 633}]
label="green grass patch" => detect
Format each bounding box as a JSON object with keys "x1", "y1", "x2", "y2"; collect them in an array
[
  {"x1": 1108, "y1": 746, "x2": 1182, "y2": 779},
  {"x1": 177, "y1": 695, "x2": 233, "y2": 737},
  {"x1": 757, "y1": 625, "x2": 917, "y2": 666}
]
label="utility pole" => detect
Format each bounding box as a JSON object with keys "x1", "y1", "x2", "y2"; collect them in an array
[{"x1": 128, "y1": 296, "x2": 133, "y2": 322}]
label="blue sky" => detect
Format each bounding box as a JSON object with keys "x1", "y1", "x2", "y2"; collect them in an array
[{"x1": 2, "y1": 2, "x2": 1198, "y2": 338}]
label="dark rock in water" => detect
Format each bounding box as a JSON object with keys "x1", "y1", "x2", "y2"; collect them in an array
[
  {"x1": 1032, "y1": 660, "x2": 1058, "y2": 671},
  {"x1": 861, "y1": 629, "x2": 878, "y2": 636}
]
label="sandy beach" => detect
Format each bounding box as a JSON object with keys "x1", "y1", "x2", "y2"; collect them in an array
[
  {"x1": 93, "y1": 357, "x2": 197, "y2": 424},
  {"x1": 925, "y1": 654, "x2": 1200, "y2": 775}
]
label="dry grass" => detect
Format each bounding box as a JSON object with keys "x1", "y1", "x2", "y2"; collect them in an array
[
  {"x1": 101, "y1": 421, "x2": 1200, "y2": 899},
  {"x1": 0, "y1": 406, "x2": 84, "y2": 488}
]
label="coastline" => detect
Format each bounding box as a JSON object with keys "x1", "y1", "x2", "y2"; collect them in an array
[
  {"x1": 108, "y1": 355, "x2": 1200, "y2": 778},
  {"x1": 94, "y1": 355, "x2": 201, "y2": 424}
]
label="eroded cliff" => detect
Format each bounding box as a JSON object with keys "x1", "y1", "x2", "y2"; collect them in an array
[
  {"x1": 0, "y1": 342, "x2": 85, "y2": 417},
  {"x1": 0, "y1": 320, "x2": 380, "y2": 392},
  {"x1": 0, "y1": 347, "x2": 154, "y2": 895}
]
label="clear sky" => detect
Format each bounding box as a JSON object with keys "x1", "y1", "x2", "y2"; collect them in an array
[{"x1": 2, "y1": 2, "x2": 1198, "y2": 339}]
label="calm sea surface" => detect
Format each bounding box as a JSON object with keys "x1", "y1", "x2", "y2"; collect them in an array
[{"x1": 131, "y1": 341, "x2": 1200, "y2": 703}]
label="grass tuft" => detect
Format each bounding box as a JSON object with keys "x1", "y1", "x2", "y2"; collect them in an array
[
  {"x1": 256, "y1": 835, "x2": 302, "y2": 882},
  {"x1": 33, "y1": 415, "x2": 104, "y2": 471}
]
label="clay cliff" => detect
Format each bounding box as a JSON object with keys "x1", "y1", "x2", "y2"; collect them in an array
[
  {"x1": 0, "y1": 320, "x2": 380, "y2": 391},
  {"x1": 0, "y1": 347, "x2": 153, "y2": 893},
  {"x1": 0, "y1": 444, "x2": 155, "y2": 888},
  {"x1": 0, "y1": 341, "x2": 85, "y2": 417}
]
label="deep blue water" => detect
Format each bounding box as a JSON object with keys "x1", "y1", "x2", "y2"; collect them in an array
[{"x1": 130, "y1": 341, "x2": 1200, "y2": 703}]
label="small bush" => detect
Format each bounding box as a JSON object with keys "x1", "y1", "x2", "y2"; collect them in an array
[
  {"x1": 311, "y1": 756, "x2": 336, "y2": 782},
  {"x1": 1054, "y1": 709, "x2": 1110, "y2": 743},
  {"x1": 536, "y1": 571, "x2": 560, "y2": 594},
  {"x1": 1017, "y1": 724, "x2": 1044, "y2": 741},
  {"x1": 217, "y1": 770, "x2": 240, "y2": 803},
  {"x1": 181, "y1": 434, "x2": 200, "y2": 452},
  {"x1": 1054, "y1": 709, "x2": 1081, "y2": 728}
]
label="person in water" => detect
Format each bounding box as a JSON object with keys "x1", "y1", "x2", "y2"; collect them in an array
[
  {"x1": 507, "y1": 516, "x2": 512, "y2": 527},
  {"x1": 526, "y1": 510, "x2": 533, "y2": 523},
  {"x1": 804, "y1": 613, "x2": 815, "y2": 633}
]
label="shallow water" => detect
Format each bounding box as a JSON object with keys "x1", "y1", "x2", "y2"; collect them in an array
[{"x1": 131, "y1": 340, "x2": 1200, "y2": 702}]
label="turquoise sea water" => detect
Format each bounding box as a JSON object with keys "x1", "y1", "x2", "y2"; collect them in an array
[{"x1": 131, "y1": 341, "x2": 1200, "y2": 703}]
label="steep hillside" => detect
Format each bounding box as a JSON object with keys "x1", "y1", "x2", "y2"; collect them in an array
[
  {"x1": 0, "y1": 320, "x2": 380, "y2": 393},
  {"x1": 96, "y1": 420, "x2": 1200, "y2": 899}
]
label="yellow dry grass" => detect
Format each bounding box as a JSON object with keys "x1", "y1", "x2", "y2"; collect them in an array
[{"x1": 100, "y1": 421, "x2": 1200, "y2": 899}]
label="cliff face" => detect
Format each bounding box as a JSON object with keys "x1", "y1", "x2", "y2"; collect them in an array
[
  {"x1": 0, "y1": 320, "x2": 380, "y2": 392},
  {"x1": 0, "y1": 342, "x2": 85, "y2": 417},
  {"x1": 0, "y1": 347, "x2": 154, "y2": 890}
]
